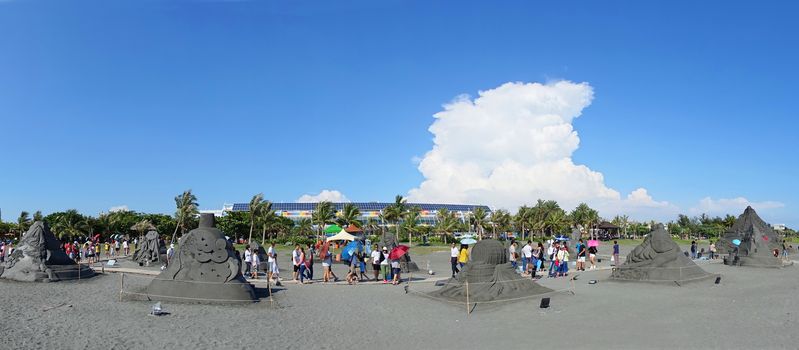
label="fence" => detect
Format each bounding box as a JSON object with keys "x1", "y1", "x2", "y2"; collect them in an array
[
  {"x1": 117, "y1": 273, "x2": 276, "y2": 306},
  {"x1": 403, "y1": 269, "x2": 576, "y2": 316}
]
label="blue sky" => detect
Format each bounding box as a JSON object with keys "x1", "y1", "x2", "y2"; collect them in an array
[{"x1": 0, "y1": 0, "x2": 796, "y2": 226}]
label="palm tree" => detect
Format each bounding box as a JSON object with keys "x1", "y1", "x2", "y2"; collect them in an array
[
  {"x1": 402, "y1": 206, "x2": 421, "y2": 245},
  {"x1": 52, "y1": 209, "x2": 89, "y2": 240},
  {"x1": 514, "y1": 206, "x2": 531, "y2": 240},
  {"x1": 33, "y1": 210, "x2": 43, "y2": 222},
  {"x1": 489, "y1": 210, "x2": 502, "y2": 239},
  {"x1": 17, "y1": 211, "x2": 31, "y2": 235},
  {"x1": 381, "y1": 195, "x2": 407, "y2": 241},
  {"x1": 312, "y1": 201, "x2": 335, "y2": 239},
  {"x1": 545, "y1": 209, "x2": 568, "y2": 236},
  {"x1": 259, "y1": 201, "x2": 275, "y2": 243},
  {"x1": 337, "y1": 203, "x2": 362, "y2": 228},
  {"x1": 132, "y1": 219, "x2": 155, "y2": 236},
  {"x1": 435, "y1": 208, "x2": 458, "y2": 243},
  {"x1": 247, "y1": 193, "x2": 264, "y2": 243},
  {"x1": 295, "y1": 218, "x2": 314, "y2": 237},
  {"x1": 171, "y1": 189, "x2": 199, "y2": 243},
  {"x1": 471, "y1": 207, "x2": 487, "y2": 240}
]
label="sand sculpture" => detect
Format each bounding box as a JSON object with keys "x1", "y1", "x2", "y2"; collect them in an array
[
  {"x1": 132, "y1": 230, "x2": 163, "y2": 266},
  {"x1": 719, "y1": 207, "x2": 787, "y2": 267},
  {"x1": 722, "y1": 207, "x2": 786, "y2": 267},
  {"x1": 567, "y1": 227, "x2": 582, "y2": 256},
  {"x1": 143, "y1": 214, "x2": 256, "y2": 303},
  {"x1": 379, "y1": 231, "x2": 419, "y2": 272},
  {"x1": 430, "y1": 239, "x2": 552, "y2": 303},
  {"x1": 611, "y1": 224, "x2": 715, "y2": 283},
  {"x1": 0, "y1": 221, "x2": 94, "y2": 282}
]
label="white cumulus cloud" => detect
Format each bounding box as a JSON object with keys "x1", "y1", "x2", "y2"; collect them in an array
[
  {"x1": 296, "y1": 190, "x2": 350, "y2": 203},
  {"x1": 407, "y1": 80, "x2": 674, "y2": 220},
  {"x1": 109, "y1": 205, "x2": 129, "y2": 213},
  {"x1": 690, "y1": 197, "x2": 785, "y2": 216}
]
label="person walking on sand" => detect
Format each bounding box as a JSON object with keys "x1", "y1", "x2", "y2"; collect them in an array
[
  {"x1": 322, "y1": 245, "x2": 338, "y2": 283},
  {"x1": 371, "y1": 244, "x2": 381, "y2": 281},
  {"x1": 251, "y1": 249, "x2": 260, "y2": 280},
  {"x1": 457, "y1": 244, "x2": 469, "y2": 269},
  {"x1": 299, "y1": 247, "x2": 310, "y2": 284},
  {"x1": 122, "y1": 239, "x2": 129, "y2": 256},
  {"x1": 347, "y1": 250, "x2": 360, "y2": 285},
  {"x1": 391, "y1": 256, "x2": 402, "y2": 285},
  {"x1": 709, "y1": 241, "x2": 717, "y2": 260},
  {"x1": 558, "y1": 245, "x2": 570, "y2": 277},
  {"x1": 690, "y1": 241, "x2": 697, "y2": 260},
  {"x1": 509, "y1": 241, "x2": 518, "y2": 270},
  {"x1": 576, "y1": 239, "x2": 586, "y2": 271},
  {"x1": 359, "y1": 251, "x2": 369, "y2": 281},
  {"x1": 267, "y1": 242, "x2": 280, "y2": 284},
  {"x1": 547, "y1": 242, "x2": 559, "y2": 277},
  {"x1": 291, "y1": 245, "x2": 301, "y2": 281},
  {"x1": 305, "y1": 243, "x2": 315, "y2": 281},
  {"x1": 381, "y1": 247, "x2": 391, "y2": 283},
  {"x1": 588, "y1": 244, "x2": 597, "y2": 270},
  {"x1": 244, "y1": 247, "x2": 252, "y2": 276},
  {"x1": 521, "y1": 241, "x2": 533, "y2": 275},
  {"x1": 612, "y1": 240, "x2": 620, "y2": 267},
  {"x1": 166, "y1": 243, "x2": 175, "y2": 267},
  {"x1": 450, "y1": 243, "x2": 459, "y2": 277}
]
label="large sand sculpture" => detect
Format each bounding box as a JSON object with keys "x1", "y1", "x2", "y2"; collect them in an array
[
  {"x1": 430, "y1": 239, "x2": 552, "y2": 303},
  {"x1": 611, "y1": 224, "x2": 715, "y2": 283},
  {"x1": 719, "y1": 206, "x2": 788, "y2": 267},
  {"x1": 132, "y1": 230, "x2": 163, "y2": 266},
  {"x1": 143, "y1": 214, "x2": 256, "y2": 303},
  {"x1": 0, "y1": 221, "x2": 94, "y2": 282}
]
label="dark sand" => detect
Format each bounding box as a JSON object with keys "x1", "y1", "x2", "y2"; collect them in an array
[{"x1": 1, "y1": 245, "x2": 796, "y2": 350}]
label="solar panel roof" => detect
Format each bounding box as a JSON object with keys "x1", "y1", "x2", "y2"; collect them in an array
[{"x1": 230, "y1": 202, "x2": 491, "y2": 213}]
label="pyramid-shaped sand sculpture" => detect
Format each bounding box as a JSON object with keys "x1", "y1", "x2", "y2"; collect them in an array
[
  {"x1": 718, "y1": 206, "x2": 788, "y2": 267},
  {"x1": 611, "y1": 224, "x2": 716, "y2": 283},
  {"x1": 430, "y1": 239, "x2": 552, "y2": 303},
  {"x1": 144, "y1": 214, "x2": 256, "y2": 303},
  {"x1": 1, "y1": 221, "x2": 94, "y2": 282}
]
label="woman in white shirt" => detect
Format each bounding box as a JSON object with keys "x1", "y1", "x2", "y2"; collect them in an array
[
  {"x1": 370, "y1": 244, "x2": 381, "y2": 282},
  {"x1": 450, "y1": 243, "x2": 459, "y2": 278}
]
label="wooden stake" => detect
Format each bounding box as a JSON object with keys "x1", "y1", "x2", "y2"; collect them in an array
[
  {"x1": 465, "y1": 280, "x2": 470, "y2": 316},
  {"x1": 119, "y1": 273, "x2": 124, "y2": 302}
]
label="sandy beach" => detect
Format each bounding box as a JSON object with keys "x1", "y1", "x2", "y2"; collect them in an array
[{"x1": 1, "y1": 243, "x2": 797, "y2": 350}]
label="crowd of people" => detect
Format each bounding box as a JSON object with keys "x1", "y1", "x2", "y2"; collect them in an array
[{"x1": 239, "y1": 242, "x2": 406, "y2": 286}]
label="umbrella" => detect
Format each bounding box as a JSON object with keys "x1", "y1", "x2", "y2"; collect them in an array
[
  {"x1": 344, "y1": 224, "x2": 363, "y2": 233},
  {"x1": 324, "y1": 225, "x2": 343, "y2": 234},
  {"x1": 732, "y1": 239, "x2": 741, "y2": 246},
  {"x1": 587, "y1": 240, "x2": 599, "y2": 247},
  {"x1": 460, "y1": 238, "x2": 477, "y2": 245},
  {"x1": 341, "y1": 241, "x2": 363, "y2": 261},
  {"x1": 554, "y1": 235, "x2": 570, "y2": 242},
  {"x1": 318, "y1": 241, "x2": 330, "y2": 259},
  {"x1": 389, "y1": 245, "x2": 409, "y2": 260}
]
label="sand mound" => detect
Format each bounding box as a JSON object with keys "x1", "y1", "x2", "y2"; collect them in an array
[{"x1": 611, "y1": 224, "x2": 715, "y2": 283}]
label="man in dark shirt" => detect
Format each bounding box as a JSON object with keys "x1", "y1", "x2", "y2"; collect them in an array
[{"x1": 612, "y1": 241, "x2": 620, "y2": 266}]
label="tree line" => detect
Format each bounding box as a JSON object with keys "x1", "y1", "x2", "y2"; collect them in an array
[{"x1": 1, "y1": 190, "x2": 793, "y2": 243}]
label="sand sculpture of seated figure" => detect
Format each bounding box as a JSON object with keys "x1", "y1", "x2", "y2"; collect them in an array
[{"x1": 624, "y1": 225, "x2": 680, "y2": 267}]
